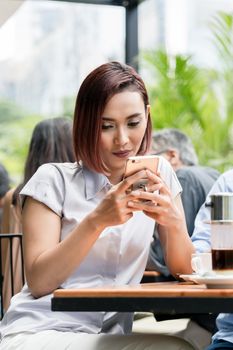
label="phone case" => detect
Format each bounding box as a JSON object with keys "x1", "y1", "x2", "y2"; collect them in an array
[
  {"x1": 124, "y1": 155, "x2": 159, "y2": 191},
  {"x1": 124, "y1": 155, "x2": 159, "y2": 177}
]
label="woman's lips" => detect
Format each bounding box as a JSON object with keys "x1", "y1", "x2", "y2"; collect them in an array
[{"x1": 113, "y1": 151, "x2": 131, "y2": 158}]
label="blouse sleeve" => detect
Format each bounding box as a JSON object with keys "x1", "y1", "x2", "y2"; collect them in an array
[
  {"x1": 158, "y1": 157, "x2": 182, "y2": 198},
  {"x1": 19, "y1": 164, "x2": 65, "y2": 217}
]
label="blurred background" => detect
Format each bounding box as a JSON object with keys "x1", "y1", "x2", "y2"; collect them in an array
[{"x1": 1, "y1": 0, "x2": 233, "y2": 184}]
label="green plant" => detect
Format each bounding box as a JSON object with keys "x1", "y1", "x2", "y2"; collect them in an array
[
  {"x1": 0, "y1": 99, "x2": 25, "y2": 124},
  {"x1": 60, "y1": 96, "x2": 75, "y2": 119},
  {"x1": 140, "y1": 11, "x2": 233, "y2": 173},
  {"x1": 0, "y1": 100, "x2": 43, "y2": 184}
]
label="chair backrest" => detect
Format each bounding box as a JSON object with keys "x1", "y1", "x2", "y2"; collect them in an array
[
  {"x1": 1, "y1": 188, "x2": 22, "y2": 234},
  {"x1": 0, "y1": 233, "x2": 25, "y2": 319}
]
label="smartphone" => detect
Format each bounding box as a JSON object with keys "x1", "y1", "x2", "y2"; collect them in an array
[{"x1": 124, "y1": 155, "x2": 159, "y2": 192}]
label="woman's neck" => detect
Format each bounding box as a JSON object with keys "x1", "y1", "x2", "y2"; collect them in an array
[{"x1": 107, "y1": 172, "x2": 124, "y2": 185}]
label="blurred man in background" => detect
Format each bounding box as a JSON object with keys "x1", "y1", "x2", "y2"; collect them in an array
[
  {"x1": 147, "y1": 128, "x2": 219, "y2": 276},
  {"x1": 152, "y1": 128, "x2": 219, "y2": 235}
]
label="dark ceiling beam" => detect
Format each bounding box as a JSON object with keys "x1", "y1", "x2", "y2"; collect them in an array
[
  {"x1": 125, "y1": 4, "x2": 138, "y2": 70},
  {"x1": 48, "y1": 0, "x2": 145, "y2": 71},
  {"x1": 49, "y1": 0, "x2": 123, "y2": 5},
  {"x1": 48, "y1": 0, "x2": 144, "y2": 6}
]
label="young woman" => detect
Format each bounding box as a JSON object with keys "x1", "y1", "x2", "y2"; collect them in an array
[{"x1": 0, "y1": 62, "x2": 194, "y2": 349}]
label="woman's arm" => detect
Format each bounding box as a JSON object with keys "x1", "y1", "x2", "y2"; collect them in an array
[
  {"x1": 22, "y1": 169, "x2": 151, "y2": 298},
  {"x1": 127, "y1": 170, "x2": 195, "y2": 277},
  {"x1": 157, "y1": 195, "x2": 195, "y2": 277},
  {"x1": 22, "y1": 198, "x2": 105, "y2": 298}
]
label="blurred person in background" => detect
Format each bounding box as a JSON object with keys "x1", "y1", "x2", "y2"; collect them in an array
[
  {"x1": 0, "y1": 163, "x2": 10, "y2": 228},
  {"x1": 191, "y1": 169, "x2": 233, "y2": 350},
  {"x1": 1, "y1": 117, "x2": 75, "y2": 234},
  {"x1": 1, "y1": 117, "x2": 75, "y2": 312},
  {"x1": 151, "y1": 128, "x2": 219, "y2": 236}
]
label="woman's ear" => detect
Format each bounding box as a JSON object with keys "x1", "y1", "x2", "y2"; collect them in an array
[{"x1": 166, "y1": 149, "x2": 182, "y2": 170}]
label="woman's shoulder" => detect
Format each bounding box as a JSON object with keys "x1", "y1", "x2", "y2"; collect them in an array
[
  {"x1": 221, "y1": 169, "x2": 233, "y2": 182},
  {"x1": 157, "y1": 156, "x2": 182, "y2": 195},
  {"x1": 19, "y1": 163, "x2": 81, "y2": 216},
  {"x1": 31, "y1": 162, "x2": 80, "y2": 181},
  {"x1": 157, "y1": 156, "x2": 173, "y2": 174},
  {"x1": 37, "y1": 162, "x2": 79, "y2": 173},
  {"x1": 212, "y1": 168, "x2": 233, "y2": 193}
]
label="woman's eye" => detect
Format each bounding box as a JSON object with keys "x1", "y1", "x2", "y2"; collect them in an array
[
  {"x1": 128, "y1": 121, "x2": 140, "y2": 128},
  {"x1": 102, "y1": 124, "x2": 114, "y2": 130}
]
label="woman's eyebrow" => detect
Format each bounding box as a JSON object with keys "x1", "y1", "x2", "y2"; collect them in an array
[{"x1": 102, "y1": 113, "x2": 143, "y2": 121}]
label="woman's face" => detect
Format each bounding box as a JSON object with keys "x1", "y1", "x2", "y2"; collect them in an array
[{"x1": 100, "y1": 90, "x2": 149, "y2": 183}]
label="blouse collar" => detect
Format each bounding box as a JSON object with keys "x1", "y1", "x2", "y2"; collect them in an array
[{"x1": 82, "y1": 164, "x2": 112, "y2": 200}]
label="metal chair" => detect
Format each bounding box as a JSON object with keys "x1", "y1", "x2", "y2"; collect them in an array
[{"x1": 0, "y1": 233, "x2": 25, "y2": 319}]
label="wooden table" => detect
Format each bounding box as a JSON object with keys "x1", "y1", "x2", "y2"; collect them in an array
[{"x1": 51, "y1": 281, "x2": 233, "y2": 314}]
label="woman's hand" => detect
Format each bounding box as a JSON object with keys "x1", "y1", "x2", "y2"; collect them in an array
[
  {"x1": 91, "y1": 170, "x2": 155, "y2": 229},
  {"x1": 126, "y1": 170, "x2": 182, "y2": 228},
  {"x1": 125, "y1": 170, "x2": 194, "y2": 276}
]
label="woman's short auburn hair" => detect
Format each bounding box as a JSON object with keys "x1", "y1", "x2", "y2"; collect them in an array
[{"x1": 73, "y1": 61, "x2": 152, "y2": 173}]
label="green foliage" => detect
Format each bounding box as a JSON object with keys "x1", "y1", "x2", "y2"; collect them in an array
[
  {"x1": 210, "y1": 12, "x2": 233, "y2": 70},
  {"x1": 142, "y1": 51, "x2": 209, "y2": 129},
  {"x1": 0, "y1": 99, "x2": 25, "y2": 123},
  {"x1": 1, "y1": 11, "x2": 233, "y2": 181},
  {"x1": 60, "y1": 96, "x2": 76, "y2": 119},
  {"x1": 140, "y1": 11, "x2": 233, "y2": 173},
  {"x1": 0, "y1": 100, "x2": 43, "y2": 185}
]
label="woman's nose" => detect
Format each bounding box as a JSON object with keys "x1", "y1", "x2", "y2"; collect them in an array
[{"x1": 114, "y1": 128, "x2": 129, "y2": 145}]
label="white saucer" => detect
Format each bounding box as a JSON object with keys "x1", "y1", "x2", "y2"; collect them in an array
[{"x1": 179, "y1": 273, "x2": 233, "y2": 289}]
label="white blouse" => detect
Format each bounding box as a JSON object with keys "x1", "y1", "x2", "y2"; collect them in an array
[{"x1": 0, "y1": 158, "x2": 181, "y2": 338}]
